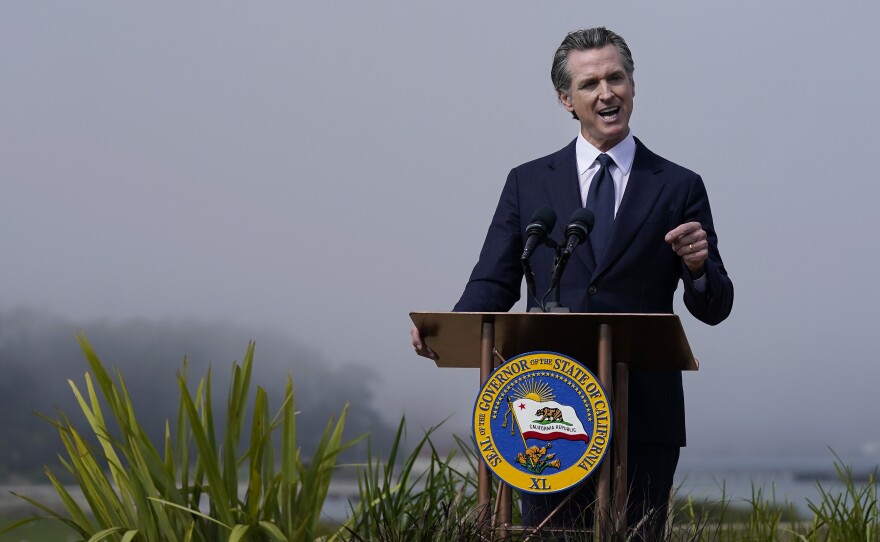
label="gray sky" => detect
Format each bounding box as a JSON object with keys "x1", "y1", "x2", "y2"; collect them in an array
[{"x1": 2, "y1": 2, "x2": 879, "y2": 469}]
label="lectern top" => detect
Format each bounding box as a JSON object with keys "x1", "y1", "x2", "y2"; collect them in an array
[{"x1": 410, "y1": 312, "x2": 698, "y2": 371}]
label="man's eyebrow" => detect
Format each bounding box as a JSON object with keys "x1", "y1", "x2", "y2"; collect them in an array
[
  {"x1": 578, "y1": 76, "x2": 599, "y2": 87},
  {"x1": 577, "y1": 68, "x2": 627, "y2": 86}
]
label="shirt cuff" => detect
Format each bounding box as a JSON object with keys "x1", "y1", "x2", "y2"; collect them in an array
[{"x1": 692, "y1": 273, "x2": 707, "y2": 293}]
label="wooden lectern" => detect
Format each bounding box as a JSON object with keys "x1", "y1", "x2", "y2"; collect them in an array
[{"x1": 409, "y1": 311, "x2": 698, "y2": 538}]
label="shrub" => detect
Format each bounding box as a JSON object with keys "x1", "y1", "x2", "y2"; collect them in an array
[{"x1": 2, "y1": 334, "x2": 359, "y2": 541}]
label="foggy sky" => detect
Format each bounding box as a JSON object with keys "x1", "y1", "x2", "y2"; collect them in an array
[{"x1": 2, "y1": 2, "x2": 879, "y2": 470}]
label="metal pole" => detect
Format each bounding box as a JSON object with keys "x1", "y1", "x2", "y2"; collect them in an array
[
  {"x1": 595, "y1": 323, "x2": 613, "y2": 539},
  {"x1": 614, "y1": 361, "x2": 629, "y2": 534},
  {"x1": 478, "y1": 321, "x2": 495, "y2": 528}
]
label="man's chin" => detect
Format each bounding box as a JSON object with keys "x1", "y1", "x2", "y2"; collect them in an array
[{"x1": 586, "y1": 129, "x2": 628, "y2": 151}]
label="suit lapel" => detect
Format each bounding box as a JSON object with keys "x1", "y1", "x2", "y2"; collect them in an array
[
  {"x1": 542, "y1": 139, "x2": 598, "y2": 272},
  {"x1": 592, "y1": 139, "x2": 665, "y2": 279}
]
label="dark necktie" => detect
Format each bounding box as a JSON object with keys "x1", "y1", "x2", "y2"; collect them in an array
[{"x1": 585, "y1": 153, "x2": 615, "y2": 257}]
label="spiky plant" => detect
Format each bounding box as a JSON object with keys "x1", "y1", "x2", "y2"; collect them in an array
[{"x1": 2, "y1": 334, "x2": 358, "y2": 542}]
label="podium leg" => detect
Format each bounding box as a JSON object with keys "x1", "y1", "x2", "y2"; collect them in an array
[
  {"x1": 477, "y1": 321, "x2": 494, "y2": 527},
  {"x1": 614, "y1": 362, "x2": 629, "y2": 534},
  {"x1": 596, "y1": 323, "x2": 613, "y2": 539},
  {"x1": 498, "y1": 483, "x2": 512, "y2": 534}
]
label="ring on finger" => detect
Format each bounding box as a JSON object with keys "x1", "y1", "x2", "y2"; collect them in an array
[{"x1": 689, "y1": 244, "x2": 693, "y2": 253}]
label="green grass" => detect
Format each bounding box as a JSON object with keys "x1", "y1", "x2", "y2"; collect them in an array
[
  {"x1": 1, "y1": 335, "x2": 360, "y2": 542},
  {"x1": 0, "y1": 517, "x2": 77, "y2": 542},
  {"x1": 2, "y1": 336, "x2": 876, "y2": 541}
]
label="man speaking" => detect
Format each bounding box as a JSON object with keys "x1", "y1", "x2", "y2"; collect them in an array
[{"x1": 412, "y1": 27, "x2": 733, "y2": 538}]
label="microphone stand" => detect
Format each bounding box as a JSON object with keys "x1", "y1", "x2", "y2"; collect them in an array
[
  {"x1": 540, "y1": 243, "x2": 571, "y2": 313},
  {"x1": 524, "y1": 239, "x2": 570, "y2": 313}
]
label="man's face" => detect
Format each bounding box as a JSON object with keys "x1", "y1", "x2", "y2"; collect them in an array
[{"x1": 559, "y1": 45, "x2": 635, "y2": 152}]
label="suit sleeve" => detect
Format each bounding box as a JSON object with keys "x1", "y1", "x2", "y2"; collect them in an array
[
  {"x1": 453, "y1": 169, "x2": 524, "y2": 312},
  {"x1": 680, "y1": 175, "x2": 734, "y2": 325}
]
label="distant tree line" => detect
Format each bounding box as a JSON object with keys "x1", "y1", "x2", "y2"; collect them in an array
[{"x1": 0, "y1": 307, "x2": 396, "y2": 482}]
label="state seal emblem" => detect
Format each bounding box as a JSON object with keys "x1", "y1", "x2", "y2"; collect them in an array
[{"x1": 472, "y1": 351, "x2": 612, "y2": 494}]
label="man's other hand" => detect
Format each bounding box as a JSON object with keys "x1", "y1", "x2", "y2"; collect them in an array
[
  {"x1": 665, "y1": 222, "x2": 707, "y2": 276},
  {"x1": 411, "y1": 326, "x2": 438, "y2": 360}
]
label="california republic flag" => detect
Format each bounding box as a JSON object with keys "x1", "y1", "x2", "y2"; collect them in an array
[{"x1": 511, "y1": 398, "x2": 591, "y2": 444}]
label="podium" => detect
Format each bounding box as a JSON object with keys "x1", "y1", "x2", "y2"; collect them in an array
[{"x1": 409, "y1": 311, "x2": 698, "y2": 538}]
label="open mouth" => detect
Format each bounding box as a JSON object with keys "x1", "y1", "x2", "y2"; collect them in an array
[{"x1": 598, "y1": 107, "x2": 620, "y2": 120}]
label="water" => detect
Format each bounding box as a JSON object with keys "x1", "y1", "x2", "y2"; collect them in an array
[
  {"x1": 675, "y1": 459, "x2": 878, "y2": 516},
  {"x1": 319, "y1": 466, "x2": 878, "y2": 522},
  {"x1": 3, "y1": 464, "x2": 876, "y2": 523},
  {"x1": 677, "y1": 468, "x2": 825, "y2": 514}
]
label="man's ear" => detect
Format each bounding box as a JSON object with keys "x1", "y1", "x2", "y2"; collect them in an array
[{"x1": 558, "y1": 91, "x2": 574, "y2": 112}]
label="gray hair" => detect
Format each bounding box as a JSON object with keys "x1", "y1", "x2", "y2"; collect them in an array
[{"x1": 551, "y1": 27, "x2": 635, "y2": 98}]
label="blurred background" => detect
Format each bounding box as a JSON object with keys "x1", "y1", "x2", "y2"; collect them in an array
[{"x1": 2, "y1": 1, "x2": 878, "y2": 507}]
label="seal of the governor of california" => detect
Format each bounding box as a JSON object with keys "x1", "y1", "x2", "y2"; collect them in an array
[{"x1": 472, "y1": 351, "x2": 612, "y2": 493}]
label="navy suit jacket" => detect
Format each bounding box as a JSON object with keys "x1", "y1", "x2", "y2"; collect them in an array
[{"x1": 454, "y1": 137, "x2": 733, "y2": 446}]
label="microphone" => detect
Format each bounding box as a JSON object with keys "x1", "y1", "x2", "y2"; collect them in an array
[
  {"x1": 520, "y1": 207, "x2": 557, "y2": 261},
  {"x1": 544, "y1": 209, "x2": 595, "y2": 311},
  {"x1": 560, "y1": 208, "x2": 595, "y2": 258},
  {"x1": 521, "y1": 207, "x2": 556, "y2": 309}
]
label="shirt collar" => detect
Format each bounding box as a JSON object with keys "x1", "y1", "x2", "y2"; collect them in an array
[{"x1": 575, "y1": 131, "x2": 636, "y2": 176}]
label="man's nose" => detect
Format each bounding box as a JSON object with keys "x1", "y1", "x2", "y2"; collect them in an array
[{"x1": 598, "y1": 80, "x2": 613, "y2": 99}]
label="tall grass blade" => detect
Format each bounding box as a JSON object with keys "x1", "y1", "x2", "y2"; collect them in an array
[{"x1": 8, "y1": 336, "x2": 369, "y2": 542}]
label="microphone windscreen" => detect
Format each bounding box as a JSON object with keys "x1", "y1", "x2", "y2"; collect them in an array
[
  {"x1": 569, "y1": 208, "x2": 595, "y2": 233},
  {"x1": 527, "y1": 206, "x2": 557, "y2": 234}
]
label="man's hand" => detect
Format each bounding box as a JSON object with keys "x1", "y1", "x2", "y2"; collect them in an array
[
  {"x1": 665, "y1": 222, "x2": 707, "y2": 276},
  {"x1": 411, "y1": 326, "x2": 438, "y2": 360}
]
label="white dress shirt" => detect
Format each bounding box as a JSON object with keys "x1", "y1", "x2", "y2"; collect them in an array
[{"x1": 575, "y1": 131, "x2": 636, "y2": 213}]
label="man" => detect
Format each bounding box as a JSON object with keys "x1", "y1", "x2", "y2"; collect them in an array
[{"x1": 412, "y1": 27, "x2": 733, "y2": 539}]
